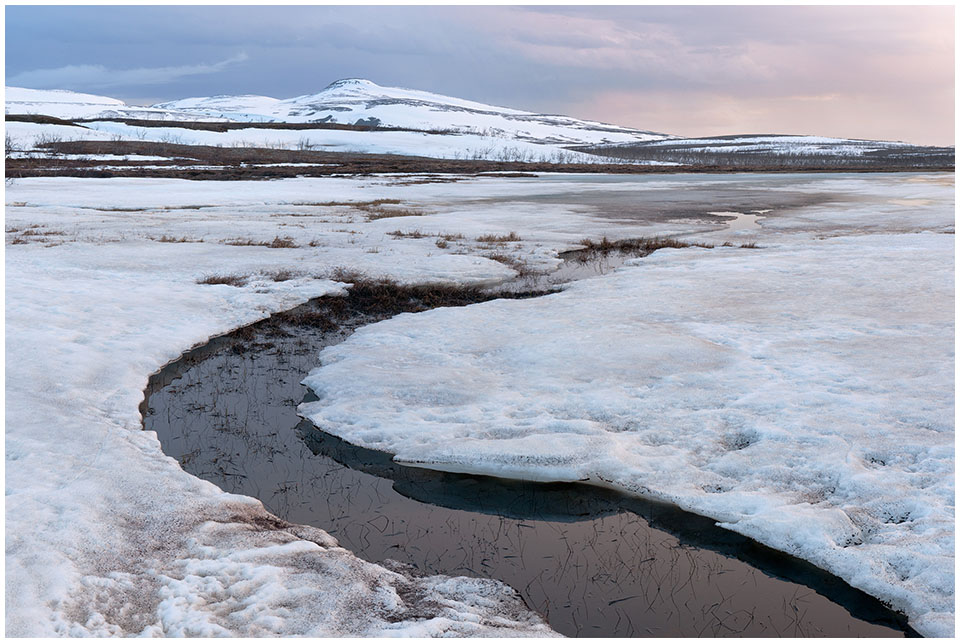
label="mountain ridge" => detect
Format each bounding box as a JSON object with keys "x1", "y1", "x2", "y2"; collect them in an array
[{"x1": 5, "y1": 82, "x2": 952, "y2": 161}]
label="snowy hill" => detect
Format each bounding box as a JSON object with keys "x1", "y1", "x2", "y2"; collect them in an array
[
  {"x1": 153, "y1": 78, "x2": 670, "y2": 145},
  {"x1": 5, "y1": 86, "x2": 222, "y2": 121},
  {"x1": 5, "y1": 82, "x2": 950, "y2": 165}
]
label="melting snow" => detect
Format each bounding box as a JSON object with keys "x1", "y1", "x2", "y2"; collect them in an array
[{"x1": 5, "y1": 171, "x2": 954, "y2": 637}]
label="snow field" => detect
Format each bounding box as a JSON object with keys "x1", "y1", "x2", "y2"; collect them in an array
[
  {"x1": 5, "y1": 177, "x2": 583, "y2": 636},
  {"x1": 5, "y1": 119, "x2": 622, "y2": 164},
  {"x1": 5, "y1": 172, "x2": 954, "y2": 636},
  {"x1": 301, "y1": 232, "x2": 954, "y2": 636}
]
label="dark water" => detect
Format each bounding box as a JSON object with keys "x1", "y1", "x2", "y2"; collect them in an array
[{"x1": 143, "y1": 303, "x2": 915, "y2": 638}]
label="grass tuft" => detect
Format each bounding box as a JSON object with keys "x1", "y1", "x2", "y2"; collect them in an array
[
  {"x1": 574, "y1": 236, "x2": 714, "y2": 260},
  {"x1": 154, "y1": 235, "x2": 203, "y2": 243},
  {"x1": 387, "y1": 229, "x2": 428, "y2": 239},
  {"x1": 268, "y1": 235, "x2": 298, "y2": 248},
  {"x1": 198, "y1": 274, "x2": 248, "y2": 287},
  {"x1": 476, "y1": 231, "x2": 521, "y2": 243},
  {"x1": 224, "y1": 236, "x2": 299, "y2": 248}
]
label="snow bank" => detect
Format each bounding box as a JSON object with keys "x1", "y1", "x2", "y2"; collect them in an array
[
  {"x1": 4, "y1": 178, "x2": 556, "y2": 636},
  {"x1": 302, "y1": 233, "x2": 955, "y2": 637}
]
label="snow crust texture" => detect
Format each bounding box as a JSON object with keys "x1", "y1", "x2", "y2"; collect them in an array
[{"x1": 302, "y1": 233, "x2": 955, "y2": 636}]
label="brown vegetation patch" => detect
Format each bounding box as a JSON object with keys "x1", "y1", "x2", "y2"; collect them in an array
[
  {"x1": 153, "y1": 235, "x2": 204, "y2": 243},
  {"x1": 476, "y1": 232, "x2": 522, "y2": 243},
  {"x1": 197, "y1": 274, "x2": 249, "y2": 287},
  {"x1": 9, "y1": 140, "x2": 952, "y2": 180},
  {"x1": 264, "y1": 271, "x2": 554, "y2": 333},
  {"x1": 576, "y1": 236, "x2": 713, "y2": 258},
  {"x1": 363, "y1": 207, "x2": 423, "y2": 221},
  {"x1": 387, "y1": 230, "x2": 429, "y2": 239},
  {"x1": 223, "y1": 236, "x2": 299, "y2": 248}
]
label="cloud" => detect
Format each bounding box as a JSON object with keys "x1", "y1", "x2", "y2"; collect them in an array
[{"x1": 7, "y1": 53, "x2": 248, "y2": 90}]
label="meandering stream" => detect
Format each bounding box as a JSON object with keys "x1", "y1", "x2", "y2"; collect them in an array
[{"x1": 143, "y1": 273, "x2": 916, "y2": 637}]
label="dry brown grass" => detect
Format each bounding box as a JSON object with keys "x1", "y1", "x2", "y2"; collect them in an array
[
  {"x1": 387, "y1": 229, "x2": 429, "y2": 239},
  {"x1": 7, "y1": 225, "x2": 69, "y2": 244},
  {"x1": 16, "y1": 226, "x2": 66, "y2": 237},
  {"x1": 476, "y1": 231, "x2": 522, "y2": 243},
  {"x1": 267, "y1": 236, "x2": 298, "y2": 248},
  {"x1": 575, "y1": 236, "x2": 714, "y2": 259},
  {"x1": 153, "y1": 235, "x2": 203, "y2": 243},
  {"x1": 197, "y1": 274, "x2": 248, "y2": 287},
  {"x1": 223, "y1": 236, "x2": 299, "y2": 248},
  {"x1": 363, "y1": 207, "x2": 423, "y2": 221}
]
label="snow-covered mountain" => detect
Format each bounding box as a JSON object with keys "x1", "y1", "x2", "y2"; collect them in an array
[
  {"x1": 5, "y1": 86, "x2": 221, "y2": 121},
  {"x1": 5, "y1": 81, "x2": 950, "y2": 164},
  {"x1": 153, "y1": 78, "x2": 669, "y2": 145}
]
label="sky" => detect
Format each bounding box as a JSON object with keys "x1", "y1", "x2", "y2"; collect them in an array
[{"x1": 5, "y1": 5, "x2": 955, "y2": 145}]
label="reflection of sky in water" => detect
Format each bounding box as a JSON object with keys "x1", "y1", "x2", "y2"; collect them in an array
[
  {"x1": 708, "y1": 210, "x2": 764, "y2": 230},
  {"x1": 144, "y1": 301, "x2": 911, "y2": 638}
]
